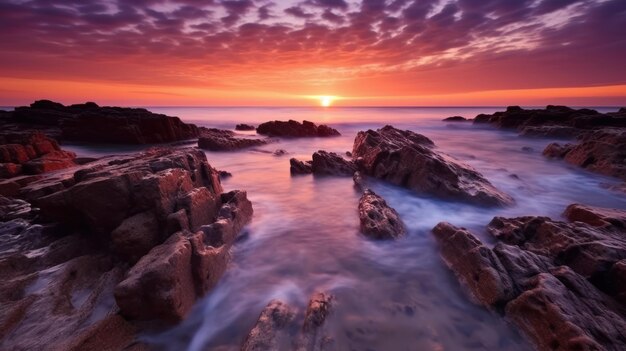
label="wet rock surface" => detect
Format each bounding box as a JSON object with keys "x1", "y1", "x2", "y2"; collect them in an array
[
  {"x1": 472, "y1": 106, "x2": 626, "y2": 181},
  {"x1": 0, "y1": 148, "x2": 253, "y2": 349},
  {"x1": 0, "y1": 131, "x2": 76, "y2": 179},
  {"x1": 290, "y1": 151, "x2": 356, "y2": 177},
  {"x1": 358, "y1": 190, "x2": 405, "y2": 240},
  {"x1": 242, "y1": 292, "x2": 334, "y2": 351},
  {"x1": 352, "y1": 125, "x2": 514, "y2": 206},
  {"x1": 290, "y1": 158, "x2": 313, "y2": 175},
  {"x1": 198, "y1": 127, "x2": 271, "y2": 151},
  {"x1": 433, "y1": 204, "x2": 626, "y2": 351},
  {"x1": 443, "y1": 116, "x2": 468, "y2": 122},
  {"x1": 257, "y1": 120, "x2": 340, "y2": 138},
  {"x1": 1, "y1": 100, "x2": 199, "y2": 144}
]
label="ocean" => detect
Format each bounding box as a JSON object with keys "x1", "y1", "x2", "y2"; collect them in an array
[{"x1": 61, "y1": 106, "x2": 625, "y2": 350}]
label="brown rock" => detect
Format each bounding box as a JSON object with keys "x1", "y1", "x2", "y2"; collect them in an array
[
  {"x1": 198, "y1": 128, "x2": 269, "y2": 151},
  {"x1": 358, "y1": 190, "x2": 405, "y2": 240},
  {"x1": 542, "y1": 142, "x2": 574, "y2": 158},
  {"x1": 241, "y1": 300, "x2": 297, "y2": 351},
  {"x1": 311, "y1": 151, "x2": 356, "y2": 176},
  {"x1": 290, "y1": 158, "x2": 312, "y2": 175},
  {"x1": 432, "y1": 222, "x2": 515, "y2": 307},
  {"x1": 114, "y1": 232, "x2": 196, "y2": 322},
  {"x1": 353, "y1": 125, "x2": 514, "y2": 206},
  {"x1": 111, "y1": 211, "x2": 160, "y2": 262},
  {"x1": 177, "y1": 187, "x2": 220, "y2": 231},
  {"x1": 564, "y1": 203, "x2": 626, "y2": 227},
  {"x1": 257, "y1": 120, "x2": 340, "y2": 137}
]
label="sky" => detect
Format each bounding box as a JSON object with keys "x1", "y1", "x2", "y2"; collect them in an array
[{"x1": 0, "y1": 0, "x2": 625, "y2": 106}]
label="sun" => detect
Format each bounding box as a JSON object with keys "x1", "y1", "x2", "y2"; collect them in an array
[{"x1": 320, "y1": 96, "x2": 334, "y2": 107}]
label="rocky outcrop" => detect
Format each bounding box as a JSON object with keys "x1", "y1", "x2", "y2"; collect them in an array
[
  {"x1": 2, "y1": 100, "x2": 199, "y2": 144},
  {"x1": 0, "y1": 148, "x2": 253, "y2": 349},
  {"x1": 290, "y1": 158, "x2": 313, "y2": 175},
  {"x1": 242, "y1": 292, "x2": 334, "y2": 351},
  {"x1": 198, "y1": 128, "x2": 270, "y2": 151},
  {"x1": 442, "y1": 116, "x2": 467, "y2": 122},
  {"x1": 236, "y1": 124, "x2": 256, "y2": 131},
  {"x1": 257, "y1": 120, "x2": 340, "y2": 138},
  {"x1": 352, "y1": 125, "x2": 513, "y2": 206},
  {"x1": 0, "y1": 131, "x2": 76, "y2": 178},
  {"x1": 432, "y1": 204, "x2": 626, "y2": 350},
  {"x1": 472, "y1": 106, "x2": 626, "y2": 181},
  {"x1": 358, "y1": 190, "x2": 405, "y2": 240},
  {"x1": 311, "y1": 151, "x2": 356, "y2": 176}
]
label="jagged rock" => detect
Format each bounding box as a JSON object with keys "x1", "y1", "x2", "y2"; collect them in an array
[
  {"x1": 562, "y1": 128, "x2": 626, "y2": 180},
  {"x1": 311, "y1": 151, "x2": 356, "y2": 176},
  {"x1": 241, "y1": 300, "x2": 297, "y2": 351},
  {"x1": 4, "y1": 100, "x2": 199, "y2": 144},
  {"x1": 542, "y1": 142, "x2": 574, "y2": 158},
  {"x1": 0, "y1": 196, "x2": 35, "y2": 221},
  {"x1": 114, "y1": 189, "x2": 252, "y2": 321},
  {"x1": 352, "y1": 125, "x2": 513, "y2": 206},
  {"x1": 519, "y1": 125, "x2": 581, "y2": 138},
  {"x1": 235, "y1": 124, "x2": 256, "y2": 131},
  {"x1": 198, "y1": 128, "x2": 270, "y2": 151},
  {"x1": 358, "y1": 190, "x2": 405, "y2": 240},
  {"x1": 296, "y1": 292, "x2": 334, "y2": 351},
  {"x1": 290, "y1": 158, "x2": 312, "y2": 175},
  {"x1": 110, "y1": 211, "x2": 160, "y2": 262},
  {"x1": 432, "y1": 222, "x2": 515, "y2": 307},
  {"x1": 257, "y1": 120, "x2": 340, "y2": 138},
  {"x1": 0, "y1": 132, "x2": 76, "y2": 178},
  {"x1": 433, "y1": 204, "x2": 626, "y2": 351}
]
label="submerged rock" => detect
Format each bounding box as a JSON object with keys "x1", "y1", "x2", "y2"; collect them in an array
[
  {"x1": 432, "y1": 204, "x2": 626, "y2": 350},
  {"x1": 352, "y1": 125, "x2": 514, "y2": 206},
  {"x1": 358, "y1": 190, "x2": 405, "y2": 240},
  {"x1": 236, "y1": 123, "x2": 256, "y2": 131},
  {"x1": 257, "y1": 120, "x2": 340, "y2": 138},
  {"x1": 241, "y1": 300, "x2": 297, "y2": 351}
]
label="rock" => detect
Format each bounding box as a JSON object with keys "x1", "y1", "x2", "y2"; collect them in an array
[
  {"x1": 563, "y1": 203, "x2": 626, "y2": 228},
  {"x1": 177, "y1": 187, "x2": 221, "y2": 231},
  {"x1": 110, "y1": 211, "x2": 160, "y2": 262},
  {"x1": 6, "y1": 100, "x2": 199, "y2": 144},
  {"x1": 290, "y1": 158, "x2": 312, "y2": 175},
  {"x1": 198, "y1": 128, "x2": 270, "y2": 151},
  {"x1": 311, "y1": 151, "x2": 356, "y2": 176},
  {"x1": 562, "y1": 128, "x2": 626, "y2": 180},
  {"x1": 235, "y1": 123, "x2": 256, "y2": 131},
  {"x1": 0, "y1": 132, "x2": 76, "y2": 178},
  {"x1": 218, "y1": 170, "x2": 232, "y2": 179},
  {"x1": 241, "y1": 300, "x2": 297, "y2": 351},
  {"x1": 114, "y1": 189, "x2": 252, "y2": 321},
  {"x1": 442, "y1": 116, "x2": 467, "y2": 122},
  {"x1": 519, "y1": 125, "x2": 581, "y2": 138},
  {"x1": 432, "y1": 222, "x2": 515, "y2": 307},
  {"x1": 521, "y1": 146, "x2": 534, "y2": 153},
  {"x1": 296, "y1": 292, "x2": 334, "y2": 351},
  {"x1": 257, "y1": 120, "x2": 340, "y2": 137},
  {"x1": 542, "y1": 142, "x2": 574, "y2": 158},
  {"x1": 433, "y1": 214, "x2": 626, "y2": 351},
  {"x1": 273, "y1": 149, "x2": 287, "y2": 156},
  {"x1": 0, "y1": 196, "x2": 35, "y2": 221},
  {"x1": 352, "y1": 125, "x2": 514, "y2": 206},
  {"x1": 114, "y1": 232, "x2": 196, "y2": 322},
  {"x1": 358, "y1": 190, "x2": 405, "y2": 240}
]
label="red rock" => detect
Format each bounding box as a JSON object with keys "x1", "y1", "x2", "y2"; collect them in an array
[
  {"x1": 353, "y1": 125, "x2": 514, "y2": 206},
  {"x1": 177, "y1": 187, "x2": 220, "y2": 231},
  {"x1": 563, "y1": 128, "x2": 626, "y2": 180},
  {"x1": 0, "y1": 163, "x2": 22, "y2": 178},
  {"x1": 111, "y1": 211, "x2": 160, "y2": 262},
  {"x1": 114, "y1": 232, "x2": 196, "y2": 322},
  {"x1": 358, "y1": 190, "x2": 405, "y2": 240},
  {"x1": 432, "y1": 222, "x2": 515, "y2": 307},
  {"x1": 564, "y1": 203, "x2": 626, "y2": 227}
]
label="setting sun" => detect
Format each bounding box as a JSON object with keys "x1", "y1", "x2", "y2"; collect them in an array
[{"x1": 320, "y1": 96, "x2": 334, "y2": 107}]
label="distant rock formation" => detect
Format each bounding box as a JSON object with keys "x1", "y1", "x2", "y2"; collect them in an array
[
  {"x1": 235, "y1": 123, "x2": 256, "y2": 131},
  {"x1": 197, "y1": 127, "x2": 270, "y2": 151},
  {"x1": 256, "y1": 120, "x2": 340, "y2": 137},
  {"x1": 1, "y1": 100, "x2": 199, "y2": 144},
  {"x1": 442, "y1": 116, "x2": 468, "y2": 122}
]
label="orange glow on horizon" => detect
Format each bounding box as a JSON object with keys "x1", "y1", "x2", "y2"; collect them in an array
[{"x1": 0, "y1": 77, "x2": 625, "y2": 107}]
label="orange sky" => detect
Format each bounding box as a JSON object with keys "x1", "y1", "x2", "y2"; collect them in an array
[{"x1": 1, "y1": 0, "x2": 625, "y2": 107}]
